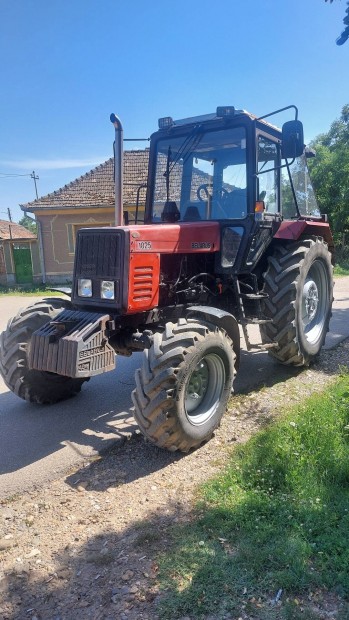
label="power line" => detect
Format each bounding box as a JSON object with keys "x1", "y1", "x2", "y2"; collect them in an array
[
  {"x1": 0, "y1": 170, "x2": 40, "y2": 199},
  {"x1": 0, "y1": 172, "x2": 33, "y2": 177}
]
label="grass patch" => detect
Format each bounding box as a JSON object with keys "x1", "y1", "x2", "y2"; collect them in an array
[
  {"x1": 334, "y1": 263, "x2": 349, "y2": 277},
  {"x1": 0, "y1": 284, "x2": 70, "y2": 296},
  {"x1": 334, "y1": 248, "x2": 349, "y2": 276},
  {"x1": 157, "y1": 374, "x2": 349, "y2": 619}
]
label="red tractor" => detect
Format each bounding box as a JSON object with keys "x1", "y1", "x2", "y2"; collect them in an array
[{"x1": 0, "y1": 105, "x2": 334, "y2": 452}]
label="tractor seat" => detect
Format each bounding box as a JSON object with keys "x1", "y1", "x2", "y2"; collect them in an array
[{"x1": 183, "y1": 205, "x2": 202, "y2": 221}]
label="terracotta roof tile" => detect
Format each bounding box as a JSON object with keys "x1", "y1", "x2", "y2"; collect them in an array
[
  {"x1": 0, "y1": 220, "x2": 36, "y2": 240},
  {"x1": 21, "y1": 150, "x2": 149, "y2": 211}
]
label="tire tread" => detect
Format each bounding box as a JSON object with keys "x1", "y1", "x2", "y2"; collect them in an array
[
  {"x1": 132, "y1": 319, "x2": 236, "y2": 452},
  {"x1": 261, "y1": 237, "x2": 333, "y2": 366}
]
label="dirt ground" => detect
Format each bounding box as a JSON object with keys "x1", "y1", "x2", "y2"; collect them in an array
[{"x1": 1, "y1": 339, "x2": 349, "y2": 620}]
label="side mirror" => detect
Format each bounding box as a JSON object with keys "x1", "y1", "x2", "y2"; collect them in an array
[{"x1": 282, "y1": 120, "x2": 304, "y2": 159}]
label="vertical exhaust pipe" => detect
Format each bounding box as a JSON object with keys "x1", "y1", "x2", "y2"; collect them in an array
[{"x1": 110, "y1": 113, "x2": 123, "y2": 226}]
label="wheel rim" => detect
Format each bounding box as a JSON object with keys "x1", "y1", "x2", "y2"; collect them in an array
[
  {"x1": 184, "y1": 353, "x2": 226, "y2": 425},
  {"x1": 301, "y1": 259, "x2": 329, "y2": 345}
]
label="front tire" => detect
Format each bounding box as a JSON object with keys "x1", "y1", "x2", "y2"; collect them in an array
[
  {"x1": 260, "y1": 237, "x2": 333, "y2": 366},
  {"x1": 0, "y1": 298, "x2": 87, "y2": 403},
  {"x1": 132, "y1": 318, "x2": 236, "y2": 452}
]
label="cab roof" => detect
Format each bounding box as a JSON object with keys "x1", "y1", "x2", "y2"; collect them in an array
[{"x1": 167, "y1": 109, "x2": 281, "y2": 133}]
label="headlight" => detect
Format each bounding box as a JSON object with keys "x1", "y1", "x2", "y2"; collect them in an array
[
  {"x1": 78, "y1": 278, "x2": 92, "y2": 297},
  {"x1": 101, "y1": 280, "x2": 115, "y2": 300}
]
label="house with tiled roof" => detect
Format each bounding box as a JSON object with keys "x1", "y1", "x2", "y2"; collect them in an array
[
  {"x1": 21, "y1": 150, "x2": 149, "y2": 283},
  {"x1": 0, "y1": 220, "x2": 40, "y2": 286}
]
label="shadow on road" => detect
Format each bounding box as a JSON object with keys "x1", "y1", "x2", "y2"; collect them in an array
[
  {"x1": 64, "y1": 340, "x2": 349, "y2": 495},
  {"x1": 1, "y1": 298, "x2": 348, "y2": 483},
  {"x1": 0, "y1": 347, "x2": 301, "y2": 476},
  {"x1": 1, "y1": 325, "x2": 347, "y2": 478},
  {"x1": 234, "y1": 349, "x2": 302, "y2": 393},
  {"x1": 325, "y1": 304, "x2": 349, "y2": 347},
  {"x1": 0, "y1": 367, "x2": 138, "y2": 475}
]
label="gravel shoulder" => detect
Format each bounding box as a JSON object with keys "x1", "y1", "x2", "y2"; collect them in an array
[{"x1": 1, "y1": 339, "x2": 348, "y2": 620}]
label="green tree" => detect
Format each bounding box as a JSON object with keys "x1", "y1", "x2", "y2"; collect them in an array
[
  {"x1": 308, "y1": 104, "x2": 349, "y2": 244},
  {"x1": 325, "y1": 0, "x2": 349, "y2": 45},
  {"x1": 18, "y1": 214, "x2": 37, "y2": 234}
]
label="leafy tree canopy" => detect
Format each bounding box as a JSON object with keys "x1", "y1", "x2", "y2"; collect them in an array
[
  {"x1": 308, "y1": 104, "x2": 349, "y2": 237},
  {"x1": 18, "y1": 214, "x2": 37, "y2": 234},
  {"x1": 325, "y1": 0, "x2": 349, "y2": 45}
]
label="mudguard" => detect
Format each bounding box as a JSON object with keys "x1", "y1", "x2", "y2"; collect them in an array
[
  {"x1": 186, "y1": 305, "x2": 241, "y2": 369},
  {"x1": 273, "y1": 220, "x2": 334, "y2": 254}
]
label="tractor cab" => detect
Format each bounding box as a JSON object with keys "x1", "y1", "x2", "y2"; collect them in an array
[
  {"x1": 139, "y1": 106, "x2": 322, "y2": 279},
  {"x1": 144, "y1": 106, "x2": 319, "y2": 227}
]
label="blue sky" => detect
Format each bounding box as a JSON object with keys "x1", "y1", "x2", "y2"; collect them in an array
[{"x1": 0, "y1": 0, "x2": 348, "y2": 223}]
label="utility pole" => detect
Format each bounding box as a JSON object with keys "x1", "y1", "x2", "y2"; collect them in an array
[
  {"x1": 0, "y1": 209, "x2": 12, "y2": 221},
  {"x1": 30, "y1": 170, "x2": 39, "y2": 199}
]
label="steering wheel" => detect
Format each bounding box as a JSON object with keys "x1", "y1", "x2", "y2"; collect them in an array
[
  {"x1": 197, "y1": 183, "x2": 212, "y2": 201},
  {"x1": 197, "y1": 184, "x2": 229, "y2": 202}
]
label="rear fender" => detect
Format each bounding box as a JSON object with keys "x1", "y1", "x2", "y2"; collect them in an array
[
  {"x1": 273, "y1": 221, "x2": 334, "y2": 255},
  {"x1": 186, "y1": 305, "x2": 240, "y2": 370}
]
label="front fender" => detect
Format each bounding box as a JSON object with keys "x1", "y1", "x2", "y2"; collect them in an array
[{"x1": 186, "y1": 305, "x2": 240, "y2": 370}]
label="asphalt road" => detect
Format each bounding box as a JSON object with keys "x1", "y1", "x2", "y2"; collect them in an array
[{"x1": 0, "y1": 277, "x2": 348, "y2": 498}]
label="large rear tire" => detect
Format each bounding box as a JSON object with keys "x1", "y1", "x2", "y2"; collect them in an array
[
  {"x1": 0, "y1": 298, "x2": 87, "y2": 403},
  {"x1": 132, "y1": 318, "x2": 236, "y2": 452},
  {"x1": 260, "y1": 237, "x2": 333, "y2": 366}
]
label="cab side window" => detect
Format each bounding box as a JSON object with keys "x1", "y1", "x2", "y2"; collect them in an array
[{"x1": 257, "y1": 136, "x2": 279, "y2": 214}]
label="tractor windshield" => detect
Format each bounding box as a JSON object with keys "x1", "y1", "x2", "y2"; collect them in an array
[{"x1": 151, "y1": 126, "x2": 247, "y2": 222}]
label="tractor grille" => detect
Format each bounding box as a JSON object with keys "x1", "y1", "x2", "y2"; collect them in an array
[
  {"x1": 72, "y1": 228, "x2": 129, "y2": 310},
  {"x1": 75, "y1": 232, "x2": 121, "y2": 278}
]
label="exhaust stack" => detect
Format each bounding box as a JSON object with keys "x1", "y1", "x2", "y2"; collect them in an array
[{"x1": 110, "y1": 113, "x2": 123, "y2": 226}]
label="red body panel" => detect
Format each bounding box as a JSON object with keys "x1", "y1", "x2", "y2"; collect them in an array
[
  {"x1": 125, "y1": 221, "x2": 220, "y2": 313},
  {"x1": 127, "y1": 251, "x2": 160, "y2": 313},
  {"x1": 128, "y1": 221, "x2": 221, "y2": 254}
]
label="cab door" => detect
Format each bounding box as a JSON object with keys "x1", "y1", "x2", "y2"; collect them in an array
[{"x1": 256, "y1": 133, "x2": 281, "y2": 217}]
